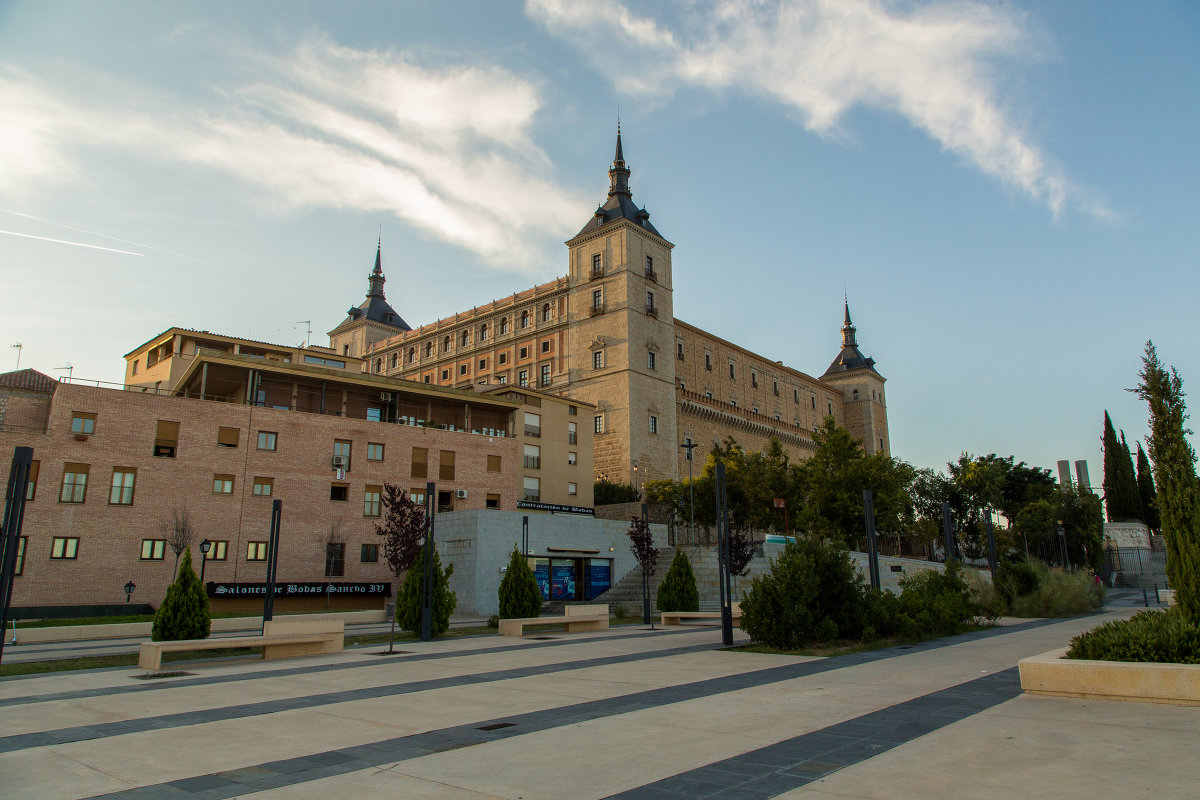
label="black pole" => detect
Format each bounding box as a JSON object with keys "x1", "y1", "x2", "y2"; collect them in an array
[
  {"x1": 985, "y1": 512, "x2": 999, "y2": 580},
  {"x1": 262, "y1": 499, "x2": 282, "y2": 628},
  {"x1": 715, "y1": 462, "x2": 733, "y2": 646},
  {"x1": 522, "y1": 515, "x2": 529, "y2": 555},
  {"x1": 941, "y1": 501, "x2": 955, "y2": 562},
  {"x1": 863, "y1": 489, "x2": 880, "y2": 590},
  {"x1": 0, "y1": 447, "x2": 33, "y2": 666},
  {"x1": 421, "y1": 481, "x2": 435, "y2": 641},
  {"x1": 1057, "y1": 526, "x2": 1070, "y2": 571}
]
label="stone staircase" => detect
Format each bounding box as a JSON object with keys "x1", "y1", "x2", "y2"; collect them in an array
[{"x1": 596, "y1": 545, "x2": 772, "y2": 613}]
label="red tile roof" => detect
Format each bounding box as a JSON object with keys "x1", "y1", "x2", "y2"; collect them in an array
[{"x1": 0, "y1": 369, "x2": 57, "y2": 393}]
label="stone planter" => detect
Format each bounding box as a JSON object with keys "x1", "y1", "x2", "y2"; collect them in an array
[{"x1": 1019, "y1": 647, "x2": 1200, "y2": 706}]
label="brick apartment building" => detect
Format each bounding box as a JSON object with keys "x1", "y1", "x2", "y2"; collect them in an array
[{"x1": 327, "y1": 131, "x2": 890, "y2": 488}]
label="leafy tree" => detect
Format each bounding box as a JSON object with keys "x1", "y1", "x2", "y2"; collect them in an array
[
  {"x1": 595, "y1": 480, "x2": 640, "y2": 505},
  {"x1": 374, "y1": 485, "x2": 427, "y2": 651},
  {"x1": 1014, "y1": 486, "x2": 1105, "y2": 569},
  {"x1": 1103, "y1": 411, "x2": 1142, "y2": 521},
  {"x1": 627, "y1": 515, "x2": 660, "y2": 620},
  {"x1": 1136, "y1": 442, "x2": 1161, "y2": 532},
  {"x1": 1134, "y1": 341, "x2": 1200, "y2": 621},
  {"x1": 396, "y1": 545, "x2": 456, "y2": 636},
  {"x1": 656, "y1": 549, "x2": 699, "y2": 612},
  {"x1": 498, "y1": 546, "x2": 542, "y2": 619},
  {"x1": 151, "y1": 547, "x2": 210, "y2": 642}
]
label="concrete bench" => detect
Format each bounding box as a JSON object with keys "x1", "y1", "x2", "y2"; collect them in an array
[
  {"x1": 661, "y1": 602, "x2": 742, "y2": 627},
  {"x1": 498, "y1": 604, "x2": 610, "y2": 637},
  {"x1": 138, "y1": 619, "x2": 343, "y2": 670}
]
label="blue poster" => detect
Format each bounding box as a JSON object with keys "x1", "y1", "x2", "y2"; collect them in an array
[
  {"x1": 534, "y1": 562, "x2": 550, "y2": 600},
  {"x1": 586, "y1": 563, "x2": 611, "y2": 600},
  {"x1": 551, "y1": 564, "x2": 575, "y2": 600}
]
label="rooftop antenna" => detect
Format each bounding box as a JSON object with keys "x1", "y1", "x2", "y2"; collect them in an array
[
  {"x1": 296, "y1": 321, "x2": 312, "y2": 348},
  {"x1": 11, "y1": 342, "x2": 21, "y2": 369},
  {"x1": 55, "y1": 362, "x2": 73, "y2": 382}
]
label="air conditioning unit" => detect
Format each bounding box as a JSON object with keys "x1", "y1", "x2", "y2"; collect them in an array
[
  {"x1": 379, "y1": 392, "x2": 392, "y2": 401},
  {"x1": 332, "y1": 455, "x2": 348, "y2": 468},
  {"x1": 455, "y1": 489, "x2": 468, "y2": 499}
]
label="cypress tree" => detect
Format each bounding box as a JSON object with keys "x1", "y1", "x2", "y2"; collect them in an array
[
  {"x1": 656, "y1": 549, "x2": 700, "y2": 612},
  {"x1": 1102, "y1": 412, "x2": 1141, "y2": 521},
  {"x1": 1134, "y1": 341, "x2": 1200, "y2": 622},
  {"x1": 1136, "y1": 442, "x2": 1161, "y2": 532},
  {"x1": 1120, "y1": 430, "x2": 1144, "y2": 522},
  {"x1": 396, "y1": 546, "x2": 457, "y2": 636},
  {"x1": 151, "y1": 547, "x2": 211, "y2": 642},
  {"x1": 498, "y1": 546, "x2": 542, "y2": 619}
]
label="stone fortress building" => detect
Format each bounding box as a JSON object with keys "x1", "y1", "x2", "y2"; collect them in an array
[{"x1": 329, "y1": 131, "x2": 890, "y2": 488}]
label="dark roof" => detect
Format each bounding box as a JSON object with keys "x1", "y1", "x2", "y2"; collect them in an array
[
  {"x1": 0, "y1": 368, "x2": 57, "y2": 393},
  {"x1": 340, "y1": 244, "x2": 412, "y2": 331},
  {"x1": 823, "y1": 302, "x2": 880, "y2": 377},
  {"x1": 571, "y1": 130, "x2": 665, "y2": 241}
]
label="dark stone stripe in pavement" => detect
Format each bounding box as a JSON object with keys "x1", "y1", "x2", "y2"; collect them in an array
[
  {"x1": 0, "y1": 625, "x2": 697, "y2": 705},
  {"x1": 79, "y1": 622, "x2": 1057, "y2": 800},
  {"x1": 601, "y1": 668, "x2": 1023, "y2": 799},
  {"x1": 0, "y1": 639, "x2": 721, "y2": 754}
]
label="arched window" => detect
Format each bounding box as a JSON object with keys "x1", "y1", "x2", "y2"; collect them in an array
[
  {"x1": 541, "y1": 303, "x2": 551, "y2": 322},
  {"x1": 374, "y1": 358, "x2": 382, "y2": 373},
  {"x1": 480, "y1": 323, "x2": 488, "y2": 341},
  {"x1": 424, "y1": 342, "x2": 433, "y2": 358},
  {"x1": 520, "y1": 310, "x2": 529, "y2": 328},
  {"x1": 461, "y1": 330, "x2": 470, "y2": 347},
  {"x1": 852, "y1": 389, "x2": 859, "y2": 400},
  {"x1": 408, "y1": 347, "x2": 416, "y2": 363},
  {"x1": 389, "y1": 354, "x2": 397, "y2": 369},
  {"x1": 442, "y1": 335, "x2": 451, "y2": 353},
  {"x1": 500, "y1": 317, "x2": 509, "y2": 335}
]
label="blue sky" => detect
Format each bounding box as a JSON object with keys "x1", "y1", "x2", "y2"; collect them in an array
[{"x1": 1, "y1": 0, "x2": 1197, "y2": 480}]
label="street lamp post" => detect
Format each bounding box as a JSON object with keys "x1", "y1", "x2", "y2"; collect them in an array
[
  {"x1": 199, "y1": 539, "x2": 212, "y2": 584},
  {"x1": 123, "y1": 581, "x2": 135, "y2": 603},
  {"x1": 680, "y1": 441, "x2": 697, "y2": 545},
  {"x1": 1057, "y1": 521, "x2": 1070, "y2": 570}
]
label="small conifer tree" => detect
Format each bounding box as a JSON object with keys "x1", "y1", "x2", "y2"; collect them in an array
[
  {"x1": 498, "y1": 546, "x2": 543, "y2": 619},
  {"x1": 1136, "y1": 442, "x2": 1161, "y2": 532},
  {"x1": 656, "y1": 549, "x2": 700, "y2": 612},
  {"x1": 396, "y1": 546, "x2": 457, "y2": 636},
  {"x1": 151, "y1": 547, "x2": 211, "y2": 641}
]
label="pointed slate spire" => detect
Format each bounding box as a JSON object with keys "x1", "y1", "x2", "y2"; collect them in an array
[
  {"x1": 367, "y1": 238, "x2": 385, "y2": 298},
  {"x1": 614, "y1": 122, "x2": 625, "y2": 165},
  {"x1": 609, "y1": 123, "x2": 631, "y2": 197},
  {"x1": 841, "y1": 300, "x2": 858, "y2": 348}
]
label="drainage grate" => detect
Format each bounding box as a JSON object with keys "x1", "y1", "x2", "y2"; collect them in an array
[
  {"x1": 527, "y1": 636, "x2": 558, "y2": 640},
  {"x1": 134, "y1": 671, "x2": 192, "y2": 680},
  {"x1": 476, "y1": 722, "x2": 516, "y2": 732}
]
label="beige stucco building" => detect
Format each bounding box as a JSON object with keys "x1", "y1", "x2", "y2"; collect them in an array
[{"x1": 330, "y1": 132, "x2": 890, "y2": 488}]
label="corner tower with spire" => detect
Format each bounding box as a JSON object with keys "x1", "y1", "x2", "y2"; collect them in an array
[
  {"x1": 820, "y1": 300, "x2": 889, "y2": 454},
  {"x1": 328, "y1": 239, "x2": 412, "y2": 361}
]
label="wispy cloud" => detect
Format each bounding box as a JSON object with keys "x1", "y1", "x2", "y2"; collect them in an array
[
  {"x1": 528, "y1": 0, "x2": 1105, "y2": 219},
  {"x1": 0, "y1": 38, "x2": 589, "y2": 267}
]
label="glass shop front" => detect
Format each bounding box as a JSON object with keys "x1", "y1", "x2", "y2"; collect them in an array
[{"x1": 530, "y1": 557, "x2": 612, "y2": 601}]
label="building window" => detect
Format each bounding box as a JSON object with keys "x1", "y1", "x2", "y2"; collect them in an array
[
  {"x1": 252, "y1": 477, "x2": 273, "y2": 497},
  {"x1": 731, "y1": 398, "x2": 737, "y2": 408},
  {"x1": 480, "y1": 323, "x2": 488, "y2": 342},
  {"x1": 594, "y1": 415, "x2": 604, "y2": 434},
  {"x1": 154, "y1": 420, "x2": 179, "y2": 458},
  {"x1": 680, "y1": 381, "x2": 686, "y2": 391},
  {"x1": 591, "y1": 253, "x2": 602, "y2": 275},
  {"x1": 109, "y1": 468, "x2": 136, "y2": 505},
  {"x1": 649, "y1": 415, "x2": 658, "y2": 434},
  {"x1": 518, "y1": 369, "x2": 529, "y2": 387},
  {"x1": 523, "y1": 476, "x2": 540, "y2": 502},
  {"x1": 568, "y1": 405, "x2": 577, "y2": 416},
  {"x1": 51, "y1": 537, "x2": 79, "y2": 560},
  {"x1": 132, "y1": 360, "x2": 139, "y2": 375},
  {"x1": 518, "y1": 345, "x2": 528, "y2": 359},
  {"x1": 334, "y1": 439, "x2": 351, "y2": 469},
  {"x1": 591, "y1": 288, "x2": 602, "y2": 312},
  {"x1": 521, "y1": 310, "x2": 530, "y2": 328},
  {"x1": 812, "y1": 395, "x2": 817, "y2": 409},
  {"x1": 568, "y1": 482, "x2": 578, "y2": 496},
  {"x1": 213, "y1": 474, "x2": 234, "y2": 494},
  {"x1": 486, "y1": 493, "x2": 501, "y2": 509},
  {"x1": 499, "y1": 352, "x2": 508, "y2": 365},
  {"x1": 648, "y1": 351, "x2": 656, "y2": 370},
  {"x1": 853, "y1": 389, "x2": 860, "y2": 400},
  {"x1": 439, "y1": 450, "x2": 456, "y2": 481},
  {"x1": 479, "y1": 358, "x2": 487, "y2": 370},
  {"x1": 459, "y1": 363, "x2": 468, "y2": 376},
  {"x1": 593, "y1": 351, "x2": 603, "y2": 369},
  {"x1": 497, "y1": 374, "x2": 507, "y2": 385},
  {"x1": 361, "y1": 543, "x2": 379, "y2": 563},
  {"x1": 729, "y1": 362, "x2": 736, "y2": 380},
  {"x1": 247, "y1": 541, "x2": 268, "y2": 561},
  {"x1": 60, "y1": 463, "x2": 89, "y2": 503},
  {"x1": 408, "y1": 347, "x2": 416, "y2": 363},
  {"x1": 461, "y1": 330, "x2": 470, "y2": 347},
  {"x1": 257, "y1": 431, "x2": 277, "y2": 451},
  {"x1": 568, "y1": 421, "x2": 577, "y2": 444},
  {"x1": 524, "y1": 412, "x2": 541, "y2": 437},
  {"x1": 425, "y1": 342, "x2": 433, "y2": 358},
  {"x1": 441, "y1": 369, "x2": 450, "y2": 381},
  {"x1": 412, "y1": 447, "x2": 428, "y2": 478},
  {"x1": 217, "y1": 426, "x2": 239, "y2": 448},
  {"x1": 541, "y1": 303, "x2": 551, "y2": 322},
  {"x1": 752, "y1": 371, "x2": 758, "y2": 388},
  {"x1": 677, "y1": 342, "x2": 684, "y2": 360},
  {"x1": 367, "y1": 442, "x2": 384, "y2": 461},
  {"x1": 794, "y1": 388, "x2": 800, "y2": 403},
  {"x1": 753, "y1": 406, "x2": 759, "y2": 414},
  {"x1": 645, "y1": 255, "x2": 653, "y2": 275},
  {"x1": 13, "y1": 537, "x2": 26, "y2": 575},
  {"x1": 541, "y1": 340, "x2": 551, "y2": 353},
  {"x1": 374, "y1": 358, "x2": 382, "y2": 374},
  {"x1": 500, "y1": 317, "x2": 509, "y2": 335},
  {"x1": 540, "y1": 364, "x2": 551, "y2": 386},
  {"x1": 330, "y1": 483, "x2": 349, "y2": 502},
  {"x1": 524, "y1": 444, "x2": 541, "y2": 470},
  {"x1": 828, "y1": 401, "x2": 833, "y2": 415},
  {"x1": 646, "y1": 291, "x2": 655, "y2": 313},
  {"x1": 324, "y1": 543, "x2": 345, "y2": 577},
  {"x1": 568, "y1": 451, "x2": 577, "y2": 465},
  {"x1": 443, "y1": 335, "x2": 451, "y2": 353},
  {"x1": 140, "y1": 539, "x2": 166, "y2": 560},
  {"x1": 25, "y1": 460, "x2": 39, "y2": 501},
  {"x1": 705, "y1": 351, "x2": 712, "y2": 371},
  {"x1": 364, "y1": 485, "x2": 382, "y2": 517},
  {"x1": 705, "y1": 390, "x2": 713, "y2": 399},
  {"x1": 410, "y1": 488, "x2": 427, "y2": 506},
  {"x1": 487, "y1": 455, "x2": 502, "y2": 472},
  {"x1": 71, "y1": 412, "x2": 96, "y2": 435}
]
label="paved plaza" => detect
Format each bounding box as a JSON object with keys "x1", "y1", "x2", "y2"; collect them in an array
[{"x1": 0, "y1": 608, "x2": 1196, "y2": 799}]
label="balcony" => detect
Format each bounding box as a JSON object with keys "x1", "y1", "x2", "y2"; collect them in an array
[
  {"x1": 589, "y1": 303, "x2": 605, "y2": 317},
  {"x1": 645, "y1": 305, "x2": 658, "y2": 318},
  {"x1": 645, "y1": 269, "x2": 658, "y2": 282},
  {"x1": 589, "y1": 267, "x2": 604, "y2": 281}
]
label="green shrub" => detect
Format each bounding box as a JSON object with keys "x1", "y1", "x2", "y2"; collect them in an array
[
  {"x1": 1009, "y1": 563, "x2": 1104, "y2": 618},
  {"x1": 498, "y1": 546, "x2": 542, "y2": 619},
  {"x1": 396, "y1": 546, "x2": 457, "y2": 636},
  {"x1": 964, "y1": 568, "x2": 1008, "y2": 618},
  {"x1": 896, "y1": 561, "x2": 986, "y2": 637},
  {"x1": 995, "y1": 559, "x2": 1041, "y2": 604},
  {"x1": 151, "y1": 548, "x2": 210, "y2": 642},
  {"x1": 486, "y1": 614, "x2": 499, "y2": 629},
  {"x1": 740, "y1": 536, "x2": 871, "y2": 648},
  {"x1": 1067, "y1": 607, "x2": 1200, "y2": 663},
  {"x1": 656, "y1": 550, "x2": 700, "y2": 612}
]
